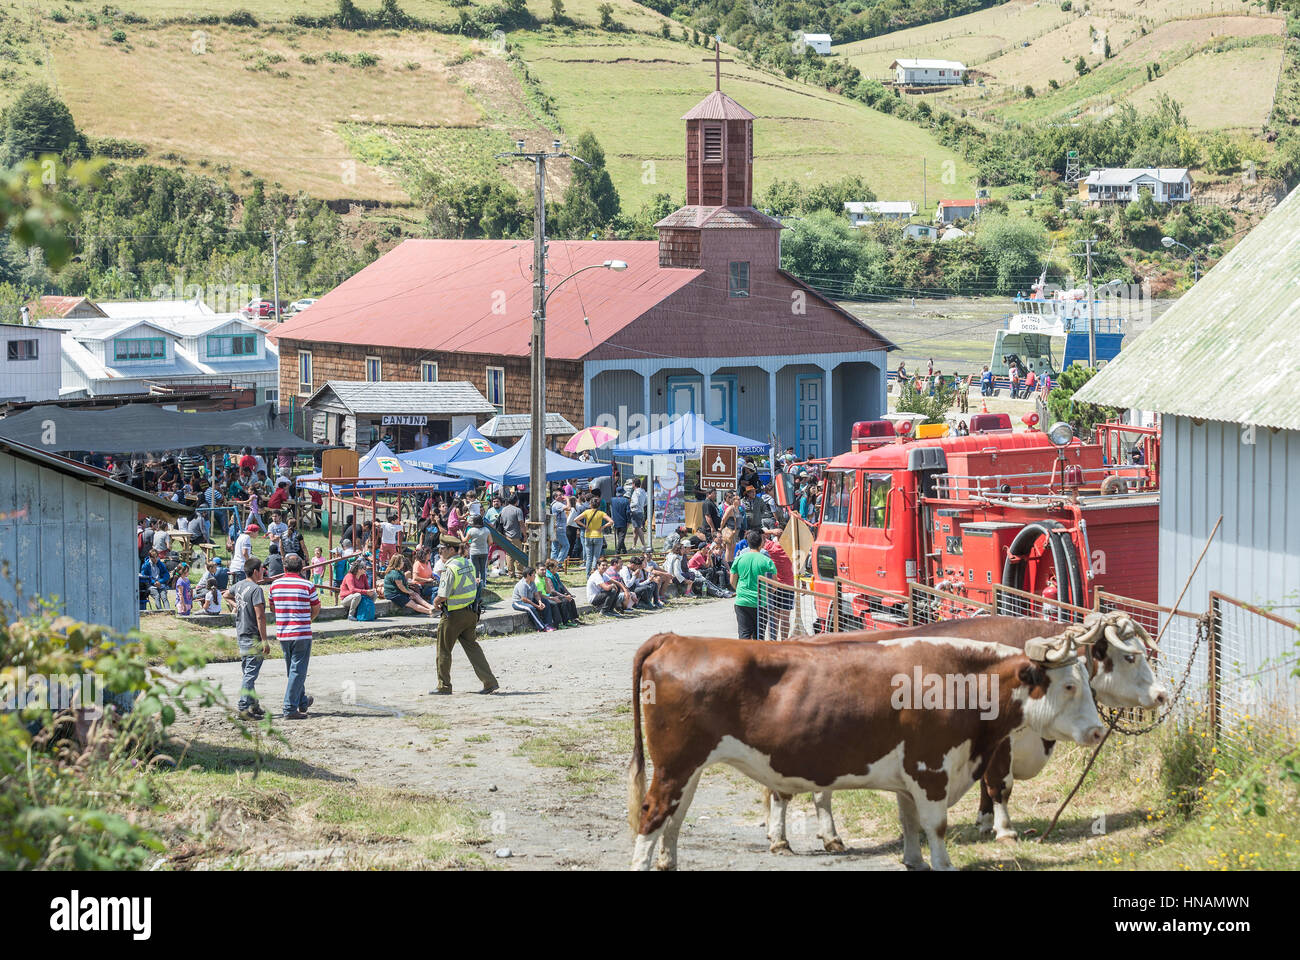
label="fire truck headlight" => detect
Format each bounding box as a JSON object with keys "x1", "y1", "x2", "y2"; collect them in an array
[{"x1": 1047, "y1": 421, "x2": 1074, "y2": 447}]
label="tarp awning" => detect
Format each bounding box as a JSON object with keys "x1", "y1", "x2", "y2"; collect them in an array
[
  {"x1": 0, "y1": 403, "x2": 321, "y2": 454},
  {"x1": 299, "y1": 441, "x2": 471, "y2": 492},
  {"x1": 401, "y1": 424, "x2": 505, "y2": 471},
  {"x1": 612, "y1": 413, "x2": 769, "y2": 456},
  {"x1": 445, "y1": 431, "x2": 611, "y2": 486}
]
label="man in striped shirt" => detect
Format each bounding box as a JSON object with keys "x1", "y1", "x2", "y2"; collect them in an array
[{"x1": 268, "y1": 553, "x2": 320, "y2": 719}]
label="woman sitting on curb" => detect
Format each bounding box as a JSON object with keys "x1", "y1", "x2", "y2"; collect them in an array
[{"x1": 384, "y1": 554, "x2": 437, "y2": 617}]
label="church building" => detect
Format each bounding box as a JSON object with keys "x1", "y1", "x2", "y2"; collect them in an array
[{"x1": 271, "y1": 78, "x2": 893, "y2": 457}]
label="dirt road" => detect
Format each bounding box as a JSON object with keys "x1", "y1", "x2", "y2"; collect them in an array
[{"x1": 175, "y1": 599, "x2": 901, "y2": 871}]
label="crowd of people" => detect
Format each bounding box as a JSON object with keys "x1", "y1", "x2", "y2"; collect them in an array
[{"x1": 124, "y1": 435, "x2": 835, "y2": 715}]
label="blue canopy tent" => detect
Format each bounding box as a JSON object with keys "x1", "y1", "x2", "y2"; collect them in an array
[
  {"x1": 299, "y1": 441, "x2": 472, "y2": 493},
  {"x1": 611, "y1": 413, "x2": 769, "y2": 457},
  {"x1": 400, "y1": 424, "x2": 505, "y2": 471},
  {"x1": 445, "y1": 431, "x2": 612, "y2": 486}
]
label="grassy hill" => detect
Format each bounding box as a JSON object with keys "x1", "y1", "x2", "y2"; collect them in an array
[
  {"x1": 0, "y1": 0, "x2": 977, "y2": 212},
  {"x1": 837, "y1": 0, "x2": 1286, "y2": 134}
]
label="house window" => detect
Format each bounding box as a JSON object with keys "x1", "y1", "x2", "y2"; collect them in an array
[
  {"x1": 486, "y1": 366, "x2": 505, "y2": 414},
  {"x1": 207, "y1": 334, "x2": 257, "y2": 357},
  {"x1": 297, "y1": 350, "x2": 313, "y2": 395},
  {"x1": 113, "y1": 337, "x2": 166, "y2": 361},
  {"x1": 6, "y1": 339, "x2": 37, "y2": 361},
  {"x1": 420, "y1": 361, "x2": 438, "y2": 382},
  {"x1": 703, "y1": 126, "x2": 723, "y2": 163},
  {"x1": 265, "y1": 387, "x2": 279, "y2": 405},
  {"x1": 365, "y1": 356, "x2": 382, "y2": 382},
  {"x1": 729, "y1": 261, "x2": 750, "y2": 298}
]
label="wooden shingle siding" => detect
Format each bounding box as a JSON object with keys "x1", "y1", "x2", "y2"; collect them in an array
[{"x1": 278, "y1": 340, "x2": 585, "y2": 431}]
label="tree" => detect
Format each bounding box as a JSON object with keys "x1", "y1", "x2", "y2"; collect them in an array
[
  {"x1": 551, "y1": 131, "x2": 620, "y2": 237},
  {"x1": 597, "y1": 2, "x2": 615, "y2": 29},
  {"x1": 1075, "y1": 55, "x2": 1088, "y2": 76},
  {"x1": 896, "y1": 378, "x2": 958, "y2": 425},
  {"x1": 1047, "y1": 365, "x2": 1121, "y2": 439},
  {"x1": 974, "y1": 213, "x2": 1048, "y2": 294},
  {"x1": 335, "y1": 0, "x2": 366, "y2": 29},
  {"x1": 2, "y1": 84, "x2": 79, "y2": 165},
  {"x1": 550, "y1": 0, "x2": 565, "y2": 22}
]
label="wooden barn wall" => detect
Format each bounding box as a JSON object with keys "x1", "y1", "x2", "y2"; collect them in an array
[
  {"x1": 0, "y1": 452, "x2": 138, "y2": 635},
  {"x1": 276, "y1": 340, "x2": 585, "y2": 430}
]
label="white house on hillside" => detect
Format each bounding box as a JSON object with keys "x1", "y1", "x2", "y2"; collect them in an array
[
  {"x1": 844, "y1": 200, "x2": 916, "y2": 226},
  {"x1": 1083, "y1": 168, "x2": 1191, "y2": 205},
  {"x1": 891, "y1": 59, "x2": 965, "y2": 85},
  {"x1": 798, "y1": 33, "x2": 832, "y2": 54},
  {"x1": 904, "y1": 223, "x2": 938, "y2": 241}
]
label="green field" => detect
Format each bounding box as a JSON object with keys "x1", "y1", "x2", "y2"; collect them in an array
[{"x1": 516, "y1": 31, "x2": 978, "y2": 210}]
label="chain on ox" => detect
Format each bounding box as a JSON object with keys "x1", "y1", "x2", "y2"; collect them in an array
[
  {"x1": 762, "y1": 612, "x2": 1167, "y2": 853},
  {"x1": 626, "y1": 625, "x2": 1103, "y2": 871}
]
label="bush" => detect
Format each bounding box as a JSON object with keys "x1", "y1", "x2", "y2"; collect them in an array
[
  {"x1": 1046, "y1": 365, "x2": 1122, "y2": 439},
  {"x1": 110, "y1": 29, "x2": 127, "y2": 42},
  {"x1": 896, "y1": 379, "x2": 958, "y2": 425},
  {"x1": 0, "y1": 609, "x2": 255, "y2": 869},
  {"x1": 222, "y1": 9, "x2": 258, "y2": 26},
  {"x1": 351, "y1": 51, "x2": 380, "y2": 68},
  {"x1": 89, "y1": 136, "x2": 147, "y2": 159}
]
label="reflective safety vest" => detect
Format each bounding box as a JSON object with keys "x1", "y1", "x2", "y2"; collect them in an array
[{"x1": 444, "y1": 556, "x2": 478, "y2": 610}]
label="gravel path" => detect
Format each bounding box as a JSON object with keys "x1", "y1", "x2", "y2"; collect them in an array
[{"x1": 175, "y1": 599, "x2": 901, "y2": 871}]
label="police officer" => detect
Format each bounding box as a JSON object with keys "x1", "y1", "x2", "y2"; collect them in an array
[{"x1": 431, "y1": 537, "x2": 499, "y2": 695}]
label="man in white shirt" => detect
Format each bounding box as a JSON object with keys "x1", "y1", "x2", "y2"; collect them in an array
[
  {"x1": 230, "y1": 523, "x2": 256, "y2": 585},
  {"x1": 152, "y1": 525, "x2": 171, "y2": 554},
  {"x1": 550, "y1": 492, "x2": 570, "y2": 563},
  {"x1": 629, "y1": 478, "x2": 649, "y2": 548},
  {"x1": 586, "y1": 558, "x2": 622, "y2": 616}
]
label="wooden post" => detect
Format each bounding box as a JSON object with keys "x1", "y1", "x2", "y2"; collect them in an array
[{"x1": 831, "y1": 578, "x2": 842, "y2": 633}]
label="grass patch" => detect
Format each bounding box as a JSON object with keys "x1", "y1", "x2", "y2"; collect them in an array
[{"x1": 149, "y1": 740, "x2": 487, "y2": 868}]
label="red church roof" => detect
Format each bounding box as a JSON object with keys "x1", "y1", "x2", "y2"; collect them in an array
[
  {"x1": 268, "y1": 239, "x2": 701, "y2": 359},
  {"x1": 682, "y1": 90, "x2": 755, "y2": 121}
]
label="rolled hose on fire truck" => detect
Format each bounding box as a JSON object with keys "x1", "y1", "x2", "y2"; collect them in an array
[{"x1": 1000, "y1": 520, "x2": 1083, "y2": 611}]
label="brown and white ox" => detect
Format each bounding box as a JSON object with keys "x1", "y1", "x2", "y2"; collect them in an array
[
  {"x1": 627, "y1": 628, "x2": 1103, "y2": 871},
  {"x1": 762, "y1": 612, "x2": 1167, "y2": 852}
]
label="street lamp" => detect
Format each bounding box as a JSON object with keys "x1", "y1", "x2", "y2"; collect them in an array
[
  {"x1": 497, "y1": 140, "x2": 627, "y2": 564},
  {"x1": 270, "y1": 234, "x2": 307, "y2": 323},
  {"x1": 1161, "y1": 236, "x2": 1199, "y2": 282}
]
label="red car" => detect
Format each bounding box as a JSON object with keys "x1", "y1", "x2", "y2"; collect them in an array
[{"x1": 242, "y1": 300, "x2": 280, "y2": 319}]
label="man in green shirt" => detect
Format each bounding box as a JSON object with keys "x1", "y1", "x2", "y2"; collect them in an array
[{"x1": 730, "y1": 529, "x2": 776, "y2": 640}]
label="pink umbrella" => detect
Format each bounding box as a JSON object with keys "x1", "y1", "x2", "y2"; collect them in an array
[{"x1": 564, "y1": 425, "x2": 619, "y2": 453}]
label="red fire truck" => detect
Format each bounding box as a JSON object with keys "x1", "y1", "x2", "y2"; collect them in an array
[{"x1": 802, "y1": 418, "x2": 1159, "y2": 625}]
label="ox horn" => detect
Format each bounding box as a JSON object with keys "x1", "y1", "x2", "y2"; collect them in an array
[{"x1": 1026, "y1": 634, "x2": 1077, "y2": 666}]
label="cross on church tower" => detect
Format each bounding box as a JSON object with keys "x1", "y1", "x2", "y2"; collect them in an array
[{"x1": 702, "y1": 37, "x2": 734, "y2": 91}]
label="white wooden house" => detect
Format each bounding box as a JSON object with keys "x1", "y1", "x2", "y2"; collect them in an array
[
  {"x1": 1, "y1": 323, "x2": 63, "y2": 404},
  {"x1": 845, "y1": 200, "x2": 916, "y2": 226},
  {"x1": 798, "y1": 33, "x2": 832, "y2": 54},
  {"x1": 1083, "y1": 168, "x2": 1191, "y2": 205},
  {"x1": 891, "y1": 59, "x2": 965, "y2": 85}
]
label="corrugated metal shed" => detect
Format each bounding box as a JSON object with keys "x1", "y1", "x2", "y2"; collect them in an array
[
  {"x1": 0, "y1": 438, "x2": 181, "y2": 633},
  {"x1": 1076, "y1": 183, "x2": 1300, "y2": 430}
]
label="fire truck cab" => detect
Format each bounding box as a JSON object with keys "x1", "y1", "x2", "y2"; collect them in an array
[{"x1": 810, "y1": 428, "x2": 1158, "y2": 618}]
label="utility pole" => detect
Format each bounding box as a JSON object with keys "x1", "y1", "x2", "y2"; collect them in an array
[
  {"x1": 1083, "y1": 235, "x2": 1097, "y2": 368},
  {"x1": 270, "y1": 230, "x2": 281, "y2": 323},
  {"x1": 498, "y1": 139, "x2": 580, "y2": 566}
]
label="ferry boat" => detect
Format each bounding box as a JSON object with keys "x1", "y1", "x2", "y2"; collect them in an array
[{"x1": 989, "y1": 277, "x2": 1125, "y2": 378}]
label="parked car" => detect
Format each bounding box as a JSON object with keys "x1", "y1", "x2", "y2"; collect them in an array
[
  {"x1": 289, "y1": 298, "x2": 317, "y2": 314},
  {"x1": 241, "y1": 299, "x2": 277, "y2": 318}
]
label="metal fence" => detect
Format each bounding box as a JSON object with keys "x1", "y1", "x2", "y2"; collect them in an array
[{"x1": 756, "y1": 576, "x2": 1300, "y2": 768}]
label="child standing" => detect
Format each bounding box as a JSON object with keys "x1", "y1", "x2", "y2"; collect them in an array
[{"x1": 311, "y1": 547, "x2": 325, "y2": 587}]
